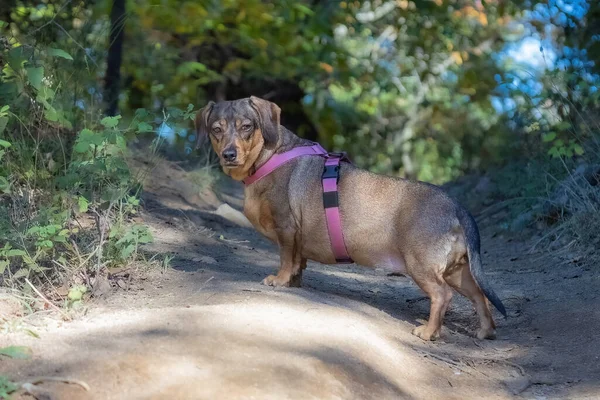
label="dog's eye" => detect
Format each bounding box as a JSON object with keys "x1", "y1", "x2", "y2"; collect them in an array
[
  {"x1": 212, "y1": 127, "x2": 222, "y2": 134},
  {"x1": 242, "y1": 124, "x2": 252, "y2": 132}
]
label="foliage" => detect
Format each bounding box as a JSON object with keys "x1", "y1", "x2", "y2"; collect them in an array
[
  {"x1": 0, "y1": 15, "x2": 177, "y2": 305},
  {"x1": 108, "y1": 222, "x2": 153, "y2": 263},
  {"x1": 0, "y1": 346, "x2": 31, "y2": 360},
  {"x1": 124, "y1": 0, "x2": 358, "y2": 105},
  {"x1": 2, "y1": 1, "x2": 597, "y2": 180},
  {"x1": 0, "y1": 345, "x2": 31, "y2": 399},
  {"x1": 107, "y1": 0, "x2": 532, "y2": 182},
  {"x1": 0, "y1": 375, "x2": 18, "y2": 399}
]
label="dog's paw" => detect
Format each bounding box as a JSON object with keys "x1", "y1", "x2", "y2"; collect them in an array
[
  {"x1": 412, "y1": 325, "x2": 440, "y2": 341},
  {"x1": 261, "y1": 275, "x2": 290, "y2": 287},
  {"x1": 476, "y1": 327, "x2": 496, "y2": 340}
]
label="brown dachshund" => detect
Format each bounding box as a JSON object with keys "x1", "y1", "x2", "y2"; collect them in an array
[{"x1": 195, "y1": 96, "x2": 506, "y2": 341}]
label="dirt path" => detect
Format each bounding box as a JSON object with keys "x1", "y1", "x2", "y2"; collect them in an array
[{"x1": 2, "y1": 161, "x2": 599, "y2": 400}]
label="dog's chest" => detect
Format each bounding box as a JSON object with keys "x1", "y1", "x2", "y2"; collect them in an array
[{"x1": 243, "y1": 197, "x2": 278, "y2": 242}]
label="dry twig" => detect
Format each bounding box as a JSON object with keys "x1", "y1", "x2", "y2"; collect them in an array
[{"x1": 24, "y1": 278, "x2": 70, "y2": 320}]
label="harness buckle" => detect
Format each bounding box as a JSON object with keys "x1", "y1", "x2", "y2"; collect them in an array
[{"x1": 322, "y1": 165, "x2": 340, "y2": 179}]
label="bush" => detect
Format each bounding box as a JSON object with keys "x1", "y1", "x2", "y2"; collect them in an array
[{"x1": 0, "y1": 29, "x2": 197, "y2": 306}]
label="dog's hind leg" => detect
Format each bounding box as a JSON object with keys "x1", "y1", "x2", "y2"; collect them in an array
[
  {"x1": 262, "y1": 231, "x2": 303, "y2": 287},
  {"x1": 443, "y1": 262, "x2": 496, "y2": 339},
  {"x1": 411, "y1": 275, "x2": 452, "y2": 341}
]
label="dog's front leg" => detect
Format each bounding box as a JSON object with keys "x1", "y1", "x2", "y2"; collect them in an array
[
  {"x1": 288, "y1": 258, "x2": 307, "y2": 288},
  {"x1": 262, "y1": 231, "x2": 303, "y2": 288}
]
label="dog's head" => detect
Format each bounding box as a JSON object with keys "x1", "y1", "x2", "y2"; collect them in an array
[{"x1": 195, "y1": 96, "x2": 281, "y2": 180}]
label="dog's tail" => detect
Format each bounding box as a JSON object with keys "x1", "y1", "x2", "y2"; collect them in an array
[{"x1": 457, "y1": 207, "x2": 507, "y2": 317}]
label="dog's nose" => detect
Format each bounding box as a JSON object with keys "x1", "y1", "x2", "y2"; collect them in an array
[{"x1": 222, "y1": 148, "x2": 237, "y2": 162}]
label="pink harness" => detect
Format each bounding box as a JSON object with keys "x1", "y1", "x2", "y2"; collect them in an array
[{"x1": 243, "y1": 143, "x2": 353, "y2": 264}]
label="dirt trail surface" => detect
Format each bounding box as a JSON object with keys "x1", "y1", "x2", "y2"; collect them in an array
[{"x1": 2, "y1": 158, "x2": 599, "y2": 400}]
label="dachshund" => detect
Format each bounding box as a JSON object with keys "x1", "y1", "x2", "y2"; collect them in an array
[{"x1": 195, "y1": 96, "x2": 506, "y2": 341}]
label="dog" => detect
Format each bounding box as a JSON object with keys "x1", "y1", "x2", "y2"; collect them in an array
[{"x1": 195, "y1": 96, "x2": 506, "y2": 341}]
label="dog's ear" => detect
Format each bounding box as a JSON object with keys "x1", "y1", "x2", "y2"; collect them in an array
[
  {"x1": 249, "y1": 96, "x2": 280, "y2": 149},
  {"x1": 194, "y1": 101, "x2": 215, "y2": 149}
]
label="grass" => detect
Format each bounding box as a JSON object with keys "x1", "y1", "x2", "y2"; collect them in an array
[{"x1": 453, "y1": 142, "x2": 600, "y2": 267}]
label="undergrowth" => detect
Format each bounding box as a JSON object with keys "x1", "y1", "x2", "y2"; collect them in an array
[
  {"x1": 0, "y1": 26, "x2": 200, "y2": 315},
  {"x1": 461, "y1": 133, "x2": 600, "y2": 264}
]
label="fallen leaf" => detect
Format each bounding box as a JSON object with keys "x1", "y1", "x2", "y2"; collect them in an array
[{"x1": 0, "y1": 346, "x2": 32, "y2": 359}]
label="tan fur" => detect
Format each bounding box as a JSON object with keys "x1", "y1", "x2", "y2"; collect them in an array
[
  {"x1": 196, "y1": 97, "x2": 499, "y2": 341},
  {"x1": 221, "y1": 129, "x2": 265, "y2": 181}
]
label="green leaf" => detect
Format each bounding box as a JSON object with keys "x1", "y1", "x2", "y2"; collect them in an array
[
  {"x1": 78, "y1": 196, "x2": 89, "y2": 213},
  {"x1": 166, "y1": 107, "x2": 183, "y2": 119},
  {"x1": 37, "y1": 86, "x2": 56, "y2": 102},
  {"x1": 0, "y1": 375, "x2": 19, "y2": 398},
  {"x1": 137, "y1": 122, "x2": 152, "y2": 133},
  {"x1": 0, "y1": 118, "x2": 8, "y2": 136},
  {"x1": 0, "y1": 139, "x2": 10, "y2": 148},
  {"x1": 293, "y1": 4, "x2": 315, "y2": 15},
  {"x1": 548, "y1": 147, "x2": 559, "y2": 158},
  {"x1": 0, "y1": 260, "x2": 8, "y2": 274},
  {"x1": 26, "y1": 66, "x2": 44, "y2": 90},
  {"x1": 0, "y1": 346, "x2": 32, "y2": 359},
  {"x1": 7, "y1": 46, "x2": 27, "y2": 71},
  {"x1": 44, "y1": 107, "x2": 60, "y2": 122},
  {"x1": 151, "y1": 83, "x2": 164, "y2": 93},
  {"x1": 176, "y1": 62, "x2": 208, "y2": 76},
  {"x1": 573, "y1": 144, "x2": 584, "y2": 156},
  {"x1": 68, "y1": 285, "x2": 87, "y2": 301},
  {"x1": 74, "y1": 142, "x2": 89, "y2": 153},
  {"x1": 120, "y1": 244, "x2": 136, "y2": 259},
  {"x1": 0, "y1": 82, "x2": 18, "y2": 101},
  {"x1": 100, "y1": 115, "x2": 121, "y2": 128},
  {"x1": 0, "y1": 105, "x2": 9, "y2": 113},
  {"x1": 53, "y1": 235, "x2": 67, "y2": 243},
  {"x1": 29, "y1": 264, "x2": 49, "y2": 273},
  {"x1": 565, "y1": 148, "x2": 573, "y2": 157},
  {"x1": 78, "y1": 128, "x2": 94, "y2": 140},
  {"x1": 0, "y1": 177, "x2": 9, "y2": 194},
  {"x1": 21, "y1": 254, "x2": 35, "y2": 266},
  {"x1": 12, "y1": 268, "x2": 29, "y2": 279},
  {"x1": 47, "y1": 48, "x2": 73, "y2": 60},
  {"x1": 542, "y1": 132, "x2": 556, "y2": 143},
  {"x1": 6, "y1": 249, "x2": 26, "y2": 257},
  {"x1": 135, "y1": 108, "x2": 149, "y2": 119}
]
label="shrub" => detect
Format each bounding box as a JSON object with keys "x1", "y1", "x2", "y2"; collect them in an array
[{"x1": 0, "y1": 31, "x2": 197, "y2": 306}]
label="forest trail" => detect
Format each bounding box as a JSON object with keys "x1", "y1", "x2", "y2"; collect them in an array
[{"x1": 2, "y1": 157, "x2": 599, "y2": 400}]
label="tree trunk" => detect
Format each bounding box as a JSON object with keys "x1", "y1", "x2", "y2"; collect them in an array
[{"x1": 104, "y1": 0, "x2": 126, "y2": 116}]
